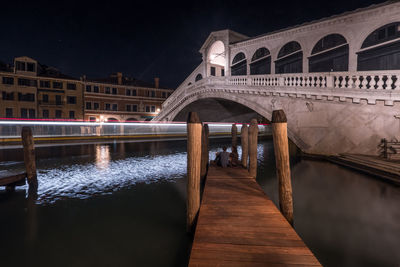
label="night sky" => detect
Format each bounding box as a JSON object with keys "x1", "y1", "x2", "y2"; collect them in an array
[{"x1": 0, "y1": 0, "x2": 389, "y2": 88}]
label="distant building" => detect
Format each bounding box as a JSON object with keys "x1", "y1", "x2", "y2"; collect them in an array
[
  {"x1": 83, "y1": 73, "x2": 172, "y2": 122},
  {"x1": 0, "y1": 56, "x2": 173, "y2": 121}
]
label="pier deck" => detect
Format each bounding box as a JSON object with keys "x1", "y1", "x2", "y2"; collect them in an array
[{"x1": 189, "y1": 166, "x2": 320, "y2": 266}]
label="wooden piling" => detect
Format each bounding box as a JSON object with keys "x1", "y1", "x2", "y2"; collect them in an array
[
  {"x1": 21, "y1": 127, "x2": 37, "y2": 190},
  {"x1": 187, "y1": 112, "x2": 202, "y2": 233},
  {"x1": 201, "y1": 123, "x2": 209, "y2": 178},
  {"x1": 248, "y1": 119, "x2": 258, "y2": 178},
  {"x1": 231, "y1": 124, "x2": 237, "y2": 148},
  {"x1": 272, "y1": 110, "x2": 293, "y2": 225},
  {"x1": 241, "y1": 124, "x2": 249, "y2": 168}
]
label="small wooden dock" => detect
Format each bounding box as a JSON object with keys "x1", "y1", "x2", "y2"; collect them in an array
[{"x1": 189, "y1": 166, "x2": 321, "y2": 266}]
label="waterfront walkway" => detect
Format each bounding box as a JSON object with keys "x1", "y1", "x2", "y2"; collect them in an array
[{"x1": 189, "y1": 166, "x2": 321, "y2": 266}]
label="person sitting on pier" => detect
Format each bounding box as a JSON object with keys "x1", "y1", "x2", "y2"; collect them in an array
[
  {"x1": 214, "y1": 146, "x2": 230, "y2": 168},
  {"x1": 230, "y1": 146, "x2": 239, "y2": 167}
]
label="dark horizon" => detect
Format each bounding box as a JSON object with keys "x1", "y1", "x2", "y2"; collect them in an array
[{"x1": 0, "y1": 0, "x2": 390, "y2": 88}]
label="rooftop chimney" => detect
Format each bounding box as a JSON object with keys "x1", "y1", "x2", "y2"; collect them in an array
[
  {"x1": 117, "y1": 72, "x2": 123, "y2": 85},
  {"x1": 154, "y1": 77, "x2": 160, "y2": 89}
]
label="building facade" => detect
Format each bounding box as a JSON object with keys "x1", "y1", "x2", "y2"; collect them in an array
[
  {"x1": 83, "y1": 73, "x2": 172, "y2": 122},
  {"x1": 0, "y1": 56, "x2": 173, "y2": 121}
]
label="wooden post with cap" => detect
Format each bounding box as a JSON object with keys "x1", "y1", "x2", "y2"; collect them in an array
[
  {"x1": 187, "y1": 112, "x2": 202, "y2": 233},
  {"x1": 241, "y1": 124, "x2": 249, "y2": 168},
  {"x1": 21, "y1": 126, "x2": 38, "y2": 191},
  {"x1": 231, "y1": 123, "x2": 237, "y2": 148},
  {"x1": 201, "y1": 123, "x2": 209, "y2": 178},
  {"x1": 248, "y1": 119, "x2": 258, "y2": 178},
  {"x1": 272, "y1": 109, "x2": 293, "y2": 225}
]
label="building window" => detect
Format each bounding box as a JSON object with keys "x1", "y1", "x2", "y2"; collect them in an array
[
  {"x1": 2, "y1": 77, "x2": 14, "y2": 85},
  {"x1": 5, "y1": 108, "x2": 13, "y2": 118},
  {"x1": 18, "y1": 93, "x2": 35, "y2": 102},
  {"x1": 112, "y1": 88, "x2": 117, "y2": 95},
  {"x1": 43, "y1": 110, "x2": 49, "y2": 118},
  {"x1": 89, "y1": 116, "x2": 96, "y2": 122},
  {"x1": 55, "y1": 95, "x2": 62, "y2": 105},
  {"x1": 55, "y1": 110, "x2": 62, "y2": 118},
  {"x1": 221, "y1": 69, "x2": 225, "y2": 76},
  {"x1": 21, "y1": 108, "x2": 35, "y2": 119},
  {"x1": 16, "y1": 61, "x2": 25, "y2": 71},
  {"x1": 105, "y1": 87, "x2": 110, "y2": 94},
  {"x1": 86, "y1": 85, "x2": 92, "y2": 92},
  {"x1": 18, "y1": 78, "x2": 36, "y2": 87},
  {"x1": 67, "y1": 96, "x2": 76, "y2": 104},
  {"x1": 112, "y1": 104, "x2": 118, "y2": 111},
  {"x1": 145, "y1": 105, "x2": 150, "y2": 112},
  {"x1": 69, "y1": 111, "x2": 75, "y2": 119},
  {"x1": 53, "y1": 81, "x2": 63, "y2": 89},
  {"x1": 67, "y1": 83, "x2": 76, "y2": 90},
  {"x1": 43, "y1": 94, "x2": 49, "y2": 102},
  {"x1": 86, "y1": 102, "x2": 92, "y2": 110},
  {"x1": 27, "y1": 63, "x2": 35, "y2": 72},
  {"x1": 151, "y1": 91, "x2": 155, "y2": 97},
  {"x1": 105, "y1": 103, "x2": 111, "y2": 110},
  {"x1": 162, "y1": 92, "x2": 166, "y2": 98},
  {"x1": 40, "y1": 80, "x2": 51, "y2": 88},
  {"x1": 132, "y1": 104, "x2": 138, "y2": 112},
  {"x1": 94, "y1": 102, "x2": 99, "y2": 110},
  {"x1": 151, "y1": 105, "x2": 156, "y2": 112},
  {"x1": 2, "y1": 92, "x2": 14, "y2": 100},
  {"x1": 126, "y1": 89, "x2": 131, "y2": 96},
  {"x1": 210, "y1": 66, "x2": 216, "y2": 76},
  {"x1": 93, "y1": 86, "x2": 99, "y2": 93},
  {"x1": 126, "y1": 105, "x2": 131, "y2": 111},
  {"x1": 132, "y1": 89, "x2": 137, "y2": 96}
]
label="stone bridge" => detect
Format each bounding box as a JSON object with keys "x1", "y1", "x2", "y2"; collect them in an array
[{"x1": 154, "y1": 2, "x2": 400, "y2": 156}]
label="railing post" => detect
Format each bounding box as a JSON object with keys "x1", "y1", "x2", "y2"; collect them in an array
[
  {"x1": 231, "y1": 123, "x2": 237, "y2": 148},
  {"x1": 272, "y1": 110, "x2": 293, "y2": 226},
  {"x1": 201, "y1": 123, "x2": 209, "y2": 179},
  {"x1": 326, "y1": 75, "x2": 333, "y2": 88},
  {"x1": 241, "y1": 124, "x2": 249, "y2": 168},
  {"x1": 21, "y1": 127, "x2": 38, "y2": 191},
  {"x1": 187, "y1": 112, "x2": 202, "y2": 233},
  {"x1": 248, "y1": 119, "x2": 258, "y2": 178}
]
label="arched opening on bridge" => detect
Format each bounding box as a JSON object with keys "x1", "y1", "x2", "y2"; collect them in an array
[
  {"x1": 195, "y1": 74, "x2": 203, "y2": 82},
  {"x1": 125, "y1": 117, "x2": 139, "y2": 122},
  {"x1": 208, "y1": 41, "x2": 225, "y2": 77},
  {"x1": 358, "y1": 22, "x2": 400, "y2": 71},
  {"x1": 250, "y1": 47, "x2": 271, "y2": 75},
  {"x1": 188, "y1": 82, "x2": 192, "y2": 86},
  {"x1": 309, "y1": 34, "x2": 349, "y2": 72},
  {"x1": 275, "y1": 41, "x2": 303, "y2": 74},
  {"x1": 107, "y1": 118, "x2": 119, "y2": 122},
  {"x1": 173, "y1": 98, "x2": 263, "y2": 123},
  {"x1": 231, "y1": 52, "x2": 247, "y2": 76}
]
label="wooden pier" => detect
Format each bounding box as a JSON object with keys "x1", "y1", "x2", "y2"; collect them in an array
[{"x1": 189, "y1": 166, "x2": 321, "y2": 266}]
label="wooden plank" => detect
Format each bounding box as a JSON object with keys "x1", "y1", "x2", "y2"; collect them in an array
[
  {"x1": 189, "y1": 166, "x2": 321, "y2": 266},
  {"x1": 0, "y1": 173, "x2": 26, "y2": 186}
]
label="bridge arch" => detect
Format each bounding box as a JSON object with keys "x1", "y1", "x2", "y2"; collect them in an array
[
  {"x1": 357, "y1": 21, "x2": 400, "y2": 71},
  {"x1": 275, "y1": 41, "x2": 303, "y2": 74},
  {"x1": 309, "y1": 33, "x2": 349, "y2": 72},
  {"x1": 165, "y1": 90, "x2": 305, "y2": 150},
  {"x1": 250, "y1": 47, "x2": 271, "y2": 75},
  {"x1": 231, "y1": 52, "x2": 247, "y2": 76}
]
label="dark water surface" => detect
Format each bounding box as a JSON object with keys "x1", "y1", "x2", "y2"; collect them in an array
[{"x1": 0, "y1": 139, "x2": 399, "y2": 267}]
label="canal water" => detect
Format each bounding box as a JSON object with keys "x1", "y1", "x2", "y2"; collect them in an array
[{"x1": 0, "y1": 138, "x2": 399, "y2": 267}]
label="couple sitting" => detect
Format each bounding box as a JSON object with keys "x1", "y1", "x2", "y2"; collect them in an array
[{"x1": 214, "y1": 146, "x2": 239, "y2": 168}]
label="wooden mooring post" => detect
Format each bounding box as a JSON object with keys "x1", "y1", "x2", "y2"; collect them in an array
[
  {"x1": 21, "y1": 127, "x2": 38, "y2": 191},
  {"x1": 248, "y1": 119, "x2": 258, "y2": 178},
  {"x1": 241, "y1": 124, "x2": 248, "y2": 168},
  {"x1": 187, "y1": 112, "x2": 202, "y2": 233},
  {"x1": 271, "y1": 110, "x2": 293, "y2": 225},
  {"x1": 231, "y1": 123, "x2": 237, "y2": 148},
  {"x1": 201, "y1": 123, "x2": 209, "y2": 179}
]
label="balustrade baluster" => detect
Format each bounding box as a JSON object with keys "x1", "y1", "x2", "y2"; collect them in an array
[
  {"x1": 387, "y1": 75, "x2": 394, "y2": 90},
  {"x1": 334, "y1": 76, "x2": 339, "y2": 88},
  {"x1": 394, "y1": 75, "x2": 400, "y2": 90},
  {"x1": 354, "y1": 75, "x2": 361, "y2": 89},
  {"x1": 321, "y1": 77, "x2": 326, "y2": 88},
  {"x1": 361, "y1": 76, "x2": 368, "y2": 89},
  {"x1": 376, "y1": 75, "x2": 384, "y2": 89}
]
